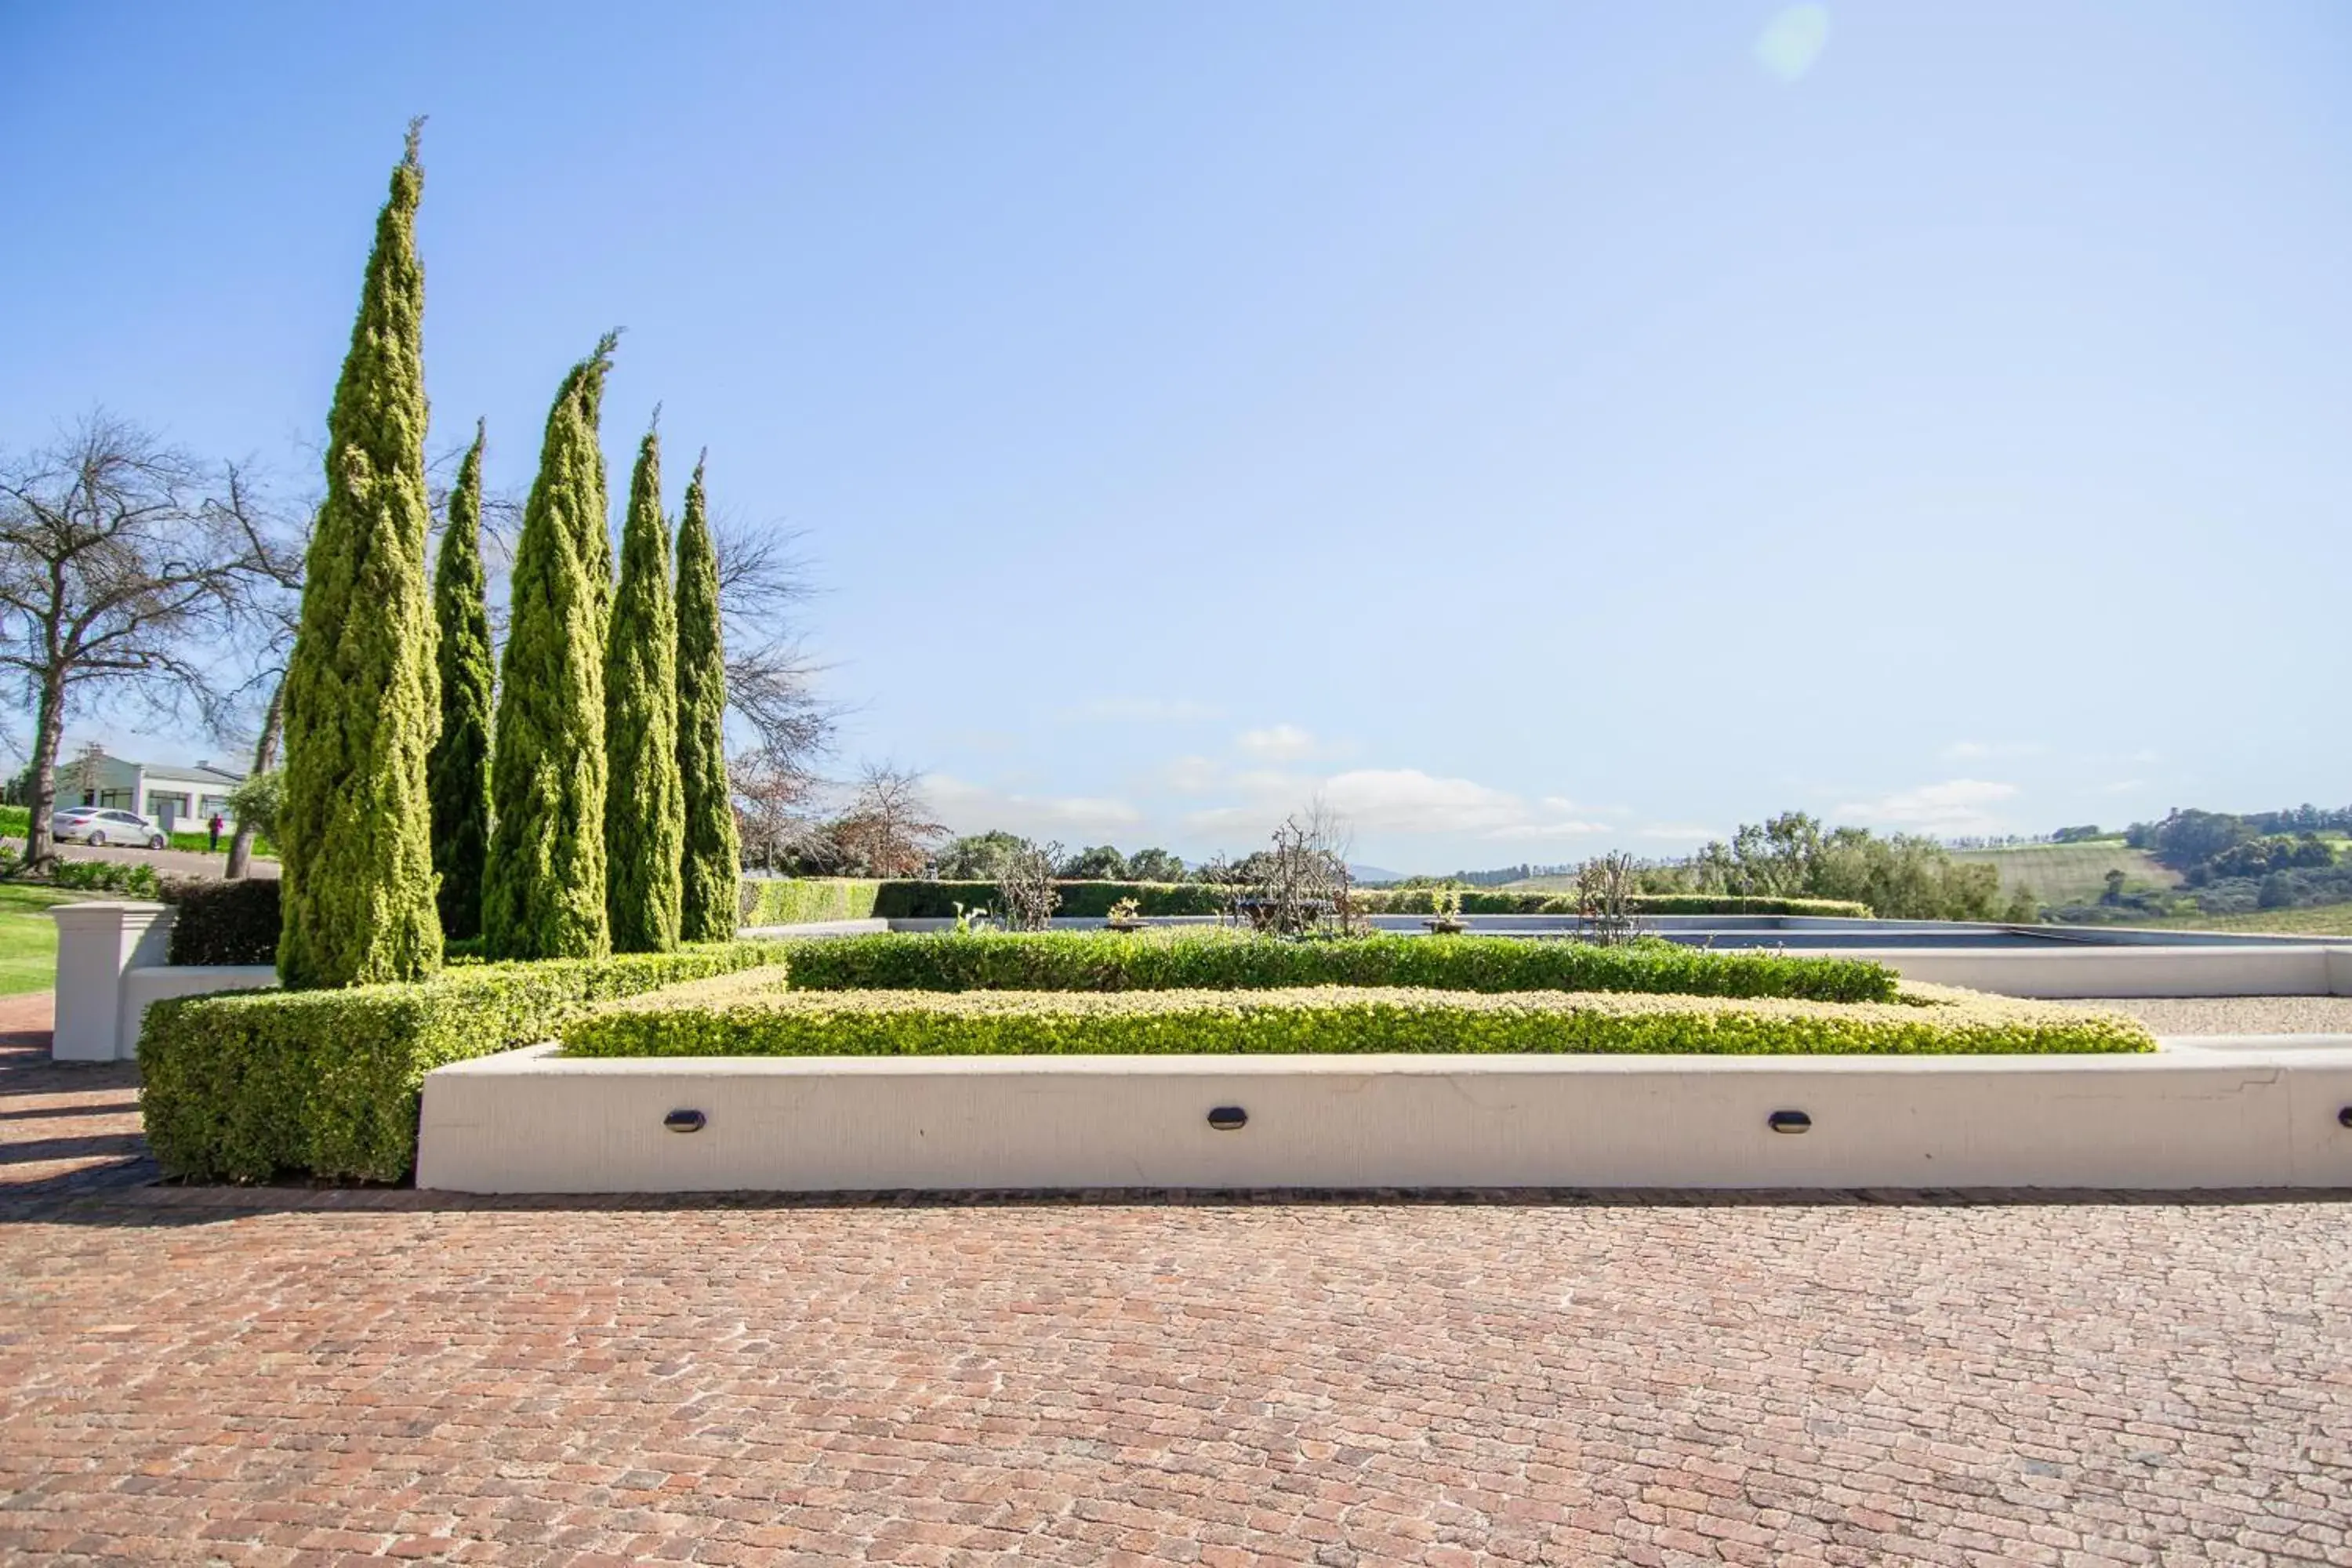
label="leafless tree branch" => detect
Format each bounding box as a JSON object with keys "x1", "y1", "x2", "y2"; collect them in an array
[{"x1": 0, "y1": 410, "x2": 281, "y2": 863}]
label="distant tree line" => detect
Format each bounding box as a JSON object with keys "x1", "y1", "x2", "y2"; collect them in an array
[
  {"x1": 1656, "y1": 812, "x2": 2034, "y2": 924},
  {"x1": 1396, "y1": 862, "x2": 1578, "y2": 888},
  {"x1": 2052, "y1": 805, "x2": 2352, "y2": 922},
  {"x1": 932, "y1": 832, "x2": 1186, "y2": 884}
]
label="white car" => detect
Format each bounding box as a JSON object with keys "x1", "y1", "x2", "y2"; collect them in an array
[{"x1": 49, "y1": 806, "x2": 170, "y2": 850}]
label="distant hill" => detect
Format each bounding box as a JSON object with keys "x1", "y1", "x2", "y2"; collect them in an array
[
  {"x1": 1945, "y1": 842, "x2": 2177, "y2": 905},
  {"x1": 1348, "y1": 864, "x2": 1406, "y2": 886}
]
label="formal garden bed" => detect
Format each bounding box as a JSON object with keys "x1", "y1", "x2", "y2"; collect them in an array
[
  {"x1": 566, "y1": 967, "x2": 2153, "y2": 1060},
  {"x1": 133, "y1": 927, "x2": 2160, "y2": 1185}
]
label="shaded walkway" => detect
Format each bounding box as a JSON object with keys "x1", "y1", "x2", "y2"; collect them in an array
[{"x1": 0, "y1": 993, "x2": 155, "y2": 1217}]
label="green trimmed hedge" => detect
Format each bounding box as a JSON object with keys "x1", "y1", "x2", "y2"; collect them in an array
[
  {"x1": 564, "y1": 982, "x2": 2156, "y2": 1059},
  {"x1": 775, "y1": 931, "x2": 1899, "y2": 1004},
  {"x1": 162, "y1": 877, "x2": 281, "y2": 966},
  {"x1": 739, "y1": 877, "x2": 1874, "y2": 922},
  {"x1": 872, "y1": 880, "x2": 1227, "y2": 917},
  {"x1": 740, "y1": 877, "x2": 883, "y2": 926},
  {"x1": 140, "y1": 943, "x2": 780, "y2": 1184}
]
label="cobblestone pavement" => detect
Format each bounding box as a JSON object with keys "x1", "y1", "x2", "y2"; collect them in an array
[
  {"x1": 2, "y1": 1184, "x2": 2347, "y2": 1564},
  {"x1": 5, "y1": 1000, "x2": 2351, "y2": 1563}
]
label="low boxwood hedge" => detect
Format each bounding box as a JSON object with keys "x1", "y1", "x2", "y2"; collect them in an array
[
  {"x1": 140, "y1": 942, "x2": 781, "y2": 1184},
  {"x1": 162, "y1": 877, "x2": 281, "y2": 965},
  {"x1": 563, "y1": 980, "x2": 2156, "y2": 1058},
  {"x1": 774, "y1": 930, "x2": 1900, "y2": 1004}
]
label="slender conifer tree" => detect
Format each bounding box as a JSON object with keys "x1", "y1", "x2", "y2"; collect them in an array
[
  {"x1": 602, "y1": 419, "x2": 684, "y2": 951},
  {"x1": 481, "y1": 336, "x2": 618, "y2": 960},
  {"x1": 427, "y1": 420, "x2": 494, "y2": 940},
  {"x1": 673, "y1": 452, "x2": 739, "y2": 940},
  {"x1": 277, "y1": 121, "x2": 443, "y2": 988}
]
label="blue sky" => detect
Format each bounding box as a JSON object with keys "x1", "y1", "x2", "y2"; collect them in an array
[{"x1": 5, "y1": 2, "x2": 2347, "y2": 872}]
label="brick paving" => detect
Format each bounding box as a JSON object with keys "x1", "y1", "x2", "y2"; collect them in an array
[
  {"x1": 5, "y1": 1006, "x2": 2352, "y2": 1563},
  {"x1": 0, "y1": 993, "x2": 154, "y2": 1215}
]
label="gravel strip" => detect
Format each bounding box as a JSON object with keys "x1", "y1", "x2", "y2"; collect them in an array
[{"x1": 2084, "y1": 995, "x2": 2352, "y2": 1035}]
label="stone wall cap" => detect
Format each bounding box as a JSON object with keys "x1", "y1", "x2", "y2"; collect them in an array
[{"x1": 45, "y1": 899, "x2": 171, "y2": 919}]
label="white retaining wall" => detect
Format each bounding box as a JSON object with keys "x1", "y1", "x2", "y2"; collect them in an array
[
  {"x1": 418, "y1": 1039, "x2": 2352, "y2": 1193},
  {"x1": 46, "y1": 902, "x2": 274, "y2": 1062},
  {"x1": 1841, "y1": 944, "x2": 2352, "y2": 998}
]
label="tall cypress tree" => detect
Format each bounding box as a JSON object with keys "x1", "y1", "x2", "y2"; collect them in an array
[
  {"x1": 428, "y1": 420, "x2": 494, "y2": 940},
  {"x1": 602, "y1": 419, "x2": 684, "y2": 952},
  {"x1": 277, "y1": 122, "x2": 444, "y2": 989},
  {"x1": 481, "y1": 336, "x2": 618, "y2": 960},
  {"x1": 673, "y1": 452, "x2": 740, "y2": 941}
]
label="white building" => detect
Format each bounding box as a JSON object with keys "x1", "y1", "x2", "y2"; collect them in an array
[{"x1": 49, "y1": 754, "x2": 244, "y2": 833}]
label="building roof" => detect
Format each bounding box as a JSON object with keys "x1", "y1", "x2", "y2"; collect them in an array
[{"x1": 50, "y1": 755, "x2": 246, "y2": 786}]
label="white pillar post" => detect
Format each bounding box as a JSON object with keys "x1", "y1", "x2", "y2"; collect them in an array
[{"x1": 48, "y1": 901, "x2": 174, "y2": 1062}]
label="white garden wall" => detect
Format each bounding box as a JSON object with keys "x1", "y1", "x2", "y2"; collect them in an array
[
  {"x1": 47, "y1": 902, "x2": 274, "y2": 1062},
  {"x1": 418, "y1": 1038, "x2": 2352, "y2": 1194}
]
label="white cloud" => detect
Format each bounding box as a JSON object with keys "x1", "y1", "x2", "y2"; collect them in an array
[
  {"x1": 1943, "y1": 740, "x2": 2045, "y2": 762},
  {"x1": 1318, "y1": 769, "x2": 1526, "y2": 833},
  {"x1": 1160, "y1": 755, "x2": 1224, "y2": 795},
  {"x1": 1235, "y1": 724, "x2": 1321, "y2": 760},
  {"x1": 1834, "y1": 779, "x2": 2020, "y2": 837},
  {"x1": 1184, "y1": 766, "x2": 1605, "y2": 843},
  {"x1": 927, "y1": 773, "x2": 1143, "y2": 838},
  {"x1": 2100, "y1": 779, "x2": 2147, "y2": 795},
  {"x1": 1508, "y1": 819, "x2": 1613, "y2": 841},
  {"x1": 1060, "y1": 697, "x2": 1221, "y2": 724}
]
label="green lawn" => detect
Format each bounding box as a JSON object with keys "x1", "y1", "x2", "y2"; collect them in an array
[
  {"x1": 2126, "y1": 902, "x2": 2352, "y2": 937},
  {"x1": 0, "y1": 883, "x2": 97, "y2": 995}
]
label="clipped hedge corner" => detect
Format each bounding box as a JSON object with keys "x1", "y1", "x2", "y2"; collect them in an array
[{"x1": 140, "y1": 942, "x2": 781, "y2": 1185}]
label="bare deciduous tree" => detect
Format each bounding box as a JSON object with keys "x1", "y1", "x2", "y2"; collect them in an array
[
  {"x1": 711, "y1": 514, "x2": 837, "y2": 786},
  {"x1": 731, "y1": 747, "x2": 829, "y2": 873},
  {"x1": 996, "y1": 838, "x2": 1062, "y2": 931},
  {"x1": 216, "y1": 500, "x2": 309, "y2": 878},
  {"x1": 0, "y1": 412, "x2": 279, "y2": 865},
  {"x1": 1225, "y1": 801, "x2": 1360, "y2": 936},
  {"x1": 1575, "y1": 851, "x2": 1646, "y2": 946},
  {"x1": 828, "y1": 763, "x2": 946, "y2": 877}
]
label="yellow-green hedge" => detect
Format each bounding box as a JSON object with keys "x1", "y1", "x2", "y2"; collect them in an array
[
  {"x1": 564, "y1": 978, "x2": 2154, "y2": 1059},
  {"x1": 140, "y1": 943, "x2": 780, "y2": 1184},
  {"x1": 739, "y1": 877, "x2": 882, "y2": 925}
]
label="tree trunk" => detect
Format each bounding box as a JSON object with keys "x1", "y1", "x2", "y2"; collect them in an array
[
  {"x1": 23, "y1": 676, "x2": 67, "y2": 869},
  {"x1": 223, "y1": 676, "x2": 284, "y2": 880}
]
